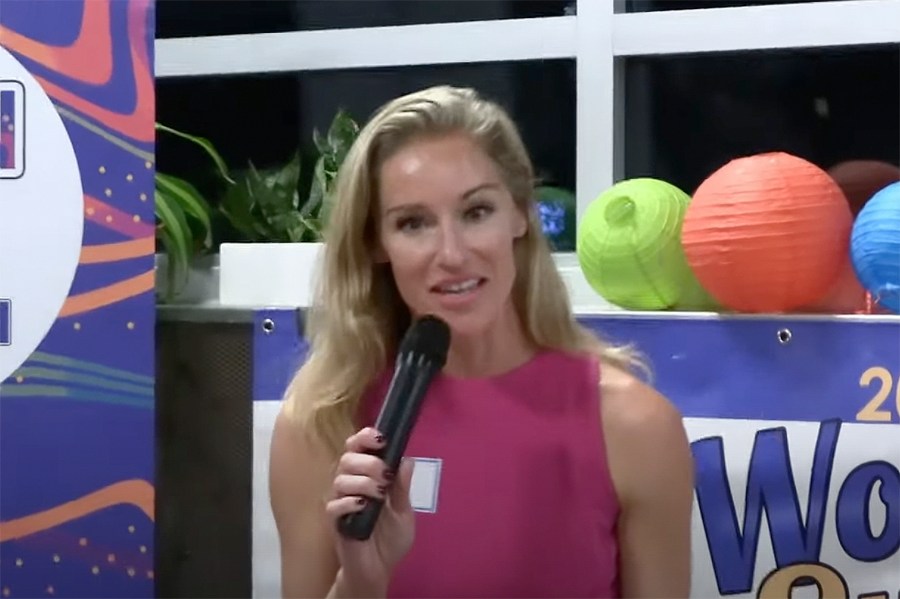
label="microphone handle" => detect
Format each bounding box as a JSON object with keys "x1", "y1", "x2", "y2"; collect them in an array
[{"x1": 337, "y1": 360, "x2": 438, "y2": 541}]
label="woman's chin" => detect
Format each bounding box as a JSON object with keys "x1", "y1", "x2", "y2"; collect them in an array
[{"x1": 437, "y1": 312, "x2": 497, "y2": 341}]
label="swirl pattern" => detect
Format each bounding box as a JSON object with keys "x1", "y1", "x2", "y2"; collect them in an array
[{"x1": 0, "y1": 1, "x2": 156, "y2": 597}]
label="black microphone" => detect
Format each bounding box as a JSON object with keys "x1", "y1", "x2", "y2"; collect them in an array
[{"x1": 337, "y1": 314, "x2": 451, "y2": 541}]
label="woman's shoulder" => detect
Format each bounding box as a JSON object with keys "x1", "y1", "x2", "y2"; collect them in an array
[
  {"x1": 597, "y1": 359, "x2": 694, "y2": 506},
  {"x1": 597, "y1": 360, "x2": 685, "y2": 442}
]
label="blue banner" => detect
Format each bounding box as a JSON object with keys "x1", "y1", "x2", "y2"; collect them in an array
[
  {"x1": 584, "y1": 314, "x2": 900, "y2": 597},
  {"x1": 582, "y1": 315, "x2": 900, "y2": 425},
  {"x1": 253, "y1": 309, "x2": 309, "y2": 403},
  {"x1": 251, "y1": 311, "x2": 900, "y2": 598}
]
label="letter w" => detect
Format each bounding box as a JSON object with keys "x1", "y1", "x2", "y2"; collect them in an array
[{"x1": 691, "y1": 420, "x2": 841, "y2": 594}]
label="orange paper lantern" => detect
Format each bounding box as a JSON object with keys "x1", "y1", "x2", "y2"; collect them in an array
[
  {"x1": 805, "y1": 254, "x2": 868, "y2": 314},
  {"x1": 682, "y1": 152, "x2": 853, "y2": 313}
]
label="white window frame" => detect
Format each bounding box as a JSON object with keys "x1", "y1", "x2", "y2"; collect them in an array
[{"x1": 155, "y1": 0, "x2": 900, "y2": 241}]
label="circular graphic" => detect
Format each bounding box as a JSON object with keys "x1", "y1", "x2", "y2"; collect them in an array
[{"x1": 0, "y1": 46, "x2": 84, "y2": 382}]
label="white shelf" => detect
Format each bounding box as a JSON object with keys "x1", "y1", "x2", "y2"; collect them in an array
[{"x1": 612, "y1": 0, "x2": 900, "y2": 57}]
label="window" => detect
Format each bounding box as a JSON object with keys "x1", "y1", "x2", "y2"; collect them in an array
[
  {"x1": 622, "y1": 45, "x2": 900, "y2": 195},
  {"x1": 155, "y1": 0, "x2": 900, "y2": 257},
  {"x1": 155, "y1": 60, "x2": 577, "y2": 247}
]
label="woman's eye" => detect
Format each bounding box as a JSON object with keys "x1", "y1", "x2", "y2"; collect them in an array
[
  {"x1": 466, "y1": 204, "x2": 494, "y2": 221},
  {"x1": 397, "y1": 215, "x2": 425, "y2": 231}
]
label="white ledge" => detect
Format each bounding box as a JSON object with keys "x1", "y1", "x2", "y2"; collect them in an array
[{"x1": 612, "y1": 0, "x2": 900, "y2": 56}]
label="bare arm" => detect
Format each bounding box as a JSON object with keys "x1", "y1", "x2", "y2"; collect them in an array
[
  {"x1": 270, "y1": 406, "x2": 399, "y2": 599},
  {"x1": 601, "y1": 365, "x2": 695, "y2": 598},
  {"x1": 269, "y1": 407, "x2": 341, "y2": 598}
]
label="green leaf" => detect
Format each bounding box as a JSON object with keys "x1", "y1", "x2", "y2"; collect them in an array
[
  {"x1": 210, "y1": 109, "x2": 359, "y2": 245},
  {"x1": 327, "y1": 109, "x2": 359, "y2": 158},
  {"x1": 272, "y1": 153, "x2": 302, "y2": 210},
  {"x1": 156, "y1": 123, "x2": 235, "y2": 184},
  {"x1": 301, "y1": 157, "x2": 327, "y2": 220},
  {"x1": 246, "y1": 161, "x2": 300, "y2": 231},
  {"x1": 155, "y1": 188, "x2": 193, "y2": 299},
  {"x1": 301, "y1": 217, "x2": 321, "y2": 242},
  {"x1": 318, "y1": 191, "x2": 336, "y2": 236},
  {"x1": 157, "y1": 223, "x2": 179, "y2": 302},
  {"x1": 312, "y1": 128, "x2": 329, "y2": 155},
  {"x1": 300, "y1": 111, "x2": 359, "y2": 239},
  {"x1": 220, "y1": 176, "x2": 266, "y2": 241},
  {"x1": 265, "y1": 211, "x2": 313, "y2": 243},
  {"x1": 156, "y1": 173, "x2": 213, "y2": 249}
]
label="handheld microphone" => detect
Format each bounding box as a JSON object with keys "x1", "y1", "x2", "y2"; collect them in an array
[{"x1": 337, "y1": 314, "x2": 451, "y2": 541}]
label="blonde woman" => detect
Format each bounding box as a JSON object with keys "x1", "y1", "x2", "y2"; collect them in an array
[{"x1": 269, "y1": 85, "x2": 694, "y2": 598}]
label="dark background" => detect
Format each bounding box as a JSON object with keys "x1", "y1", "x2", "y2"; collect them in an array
[{"x1": 155, "y1": 0, "x2": 899, "y2": 214}]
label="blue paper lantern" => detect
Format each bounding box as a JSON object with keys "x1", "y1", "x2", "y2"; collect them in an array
[{"x1": 850, "y1": 181, "x2": 900, "y2": 313}]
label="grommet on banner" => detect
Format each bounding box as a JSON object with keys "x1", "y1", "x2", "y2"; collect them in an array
[
  {"x1": 777, "y1": 328, "x2": 792, "y2": 345},
  {"x1": 262, "y1": 318, "x2": 276, "y2": 334}
]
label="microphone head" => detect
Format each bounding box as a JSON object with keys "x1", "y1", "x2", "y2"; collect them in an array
[{"x1": 398, "y1": 315, "x2": 451, "y2": 368}]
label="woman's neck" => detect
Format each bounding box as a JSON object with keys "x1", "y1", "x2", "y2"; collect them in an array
[{"x1": 441, "y1": 304, "x2": 536, "y2": 380}]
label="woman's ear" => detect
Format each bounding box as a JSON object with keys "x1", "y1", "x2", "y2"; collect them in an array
[
  {"x1": 516, "y1": 219, "x2": 527, "y2": 239},
  {"x1": 513, "y1": 207, "x2": 528, "y2": 239}
]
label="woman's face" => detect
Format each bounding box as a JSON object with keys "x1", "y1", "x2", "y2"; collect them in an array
[{"x1": 375, "y1": 132, "x2": 527, "y2": 339}]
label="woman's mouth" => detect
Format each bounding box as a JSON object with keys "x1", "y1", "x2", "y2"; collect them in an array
[{"x1": 431, "y1": 278, "x2": 486, "y2": 295}]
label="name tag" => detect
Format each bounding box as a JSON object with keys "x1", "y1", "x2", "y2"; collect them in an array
[{"x1": 409, "y1": 457, "x2": 442, "y2": 514}]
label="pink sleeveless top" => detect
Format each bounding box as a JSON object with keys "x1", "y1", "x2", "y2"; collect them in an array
[{"x1": 359, "y1": 349, "x2": 621, "y2": 598}]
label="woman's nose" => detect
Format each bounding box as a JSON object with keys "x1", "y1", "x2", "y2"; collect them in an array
[{"x1": 436, "y1": 222, "x2": 465, "y2": 268}]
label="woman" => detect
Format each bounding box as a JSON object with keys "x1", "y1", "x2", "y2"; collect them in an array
[{"x1": 269, "y1": 85, "x2": 694, "y2": 598}]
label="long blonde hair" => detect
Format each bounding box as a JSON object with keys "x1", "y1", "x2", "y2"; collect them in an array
[{"x1": 283, "y1": 85, "x2": 646, "y2": 455}]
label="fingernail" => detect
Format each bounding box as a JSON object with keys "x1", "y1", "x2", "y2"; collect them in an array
[
  {"x1": 374, "y1": 432, "x2": 385, "y2": 443},
  {"x1": 356, "y1": 497, "x2": 366, "y2": 505},
  {"x1": 384, "y1": 469, "x2": 395, "y2": 480}
]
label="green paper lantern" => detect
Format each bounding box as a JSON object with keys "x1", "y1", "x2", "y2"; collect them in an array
[{"x1": 576, "y1": 178, "x2": 714, "y2": 311}]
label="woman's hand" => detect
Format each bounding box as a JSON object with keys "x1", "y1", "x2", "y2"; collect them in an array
[{"x1": 326, "y1": 427, "x2": 416, "y2": 595}]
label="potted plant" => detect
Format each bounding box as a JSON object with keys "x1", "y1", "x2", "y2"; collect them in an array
[
  {"x1": 217, "y1": 109, "x2": 360, "y2": 308},
  {"x1": 154, "y1": 123, "x2": 233, "y2": 304}
]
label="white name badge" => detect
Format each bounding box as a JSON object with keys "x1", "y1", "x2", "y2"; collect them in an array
[{"x1": 408, "y1": 457, "x2": 442, "y2": 514}]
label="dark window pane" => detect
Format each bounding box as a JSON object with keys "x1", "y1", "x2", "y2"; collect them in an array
[
  {"x1": 155, "y1": 60, "x2": 576, "y2": 249},
  {"x1": 156, "y1": 0, "x2": 575, "y2": 39},
  {"x1": 623, "y1": 45, "x2": 900, "y2": 197},
  {"x1": 623, "y1": 0, "x2": 850, "y2": 12}
]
